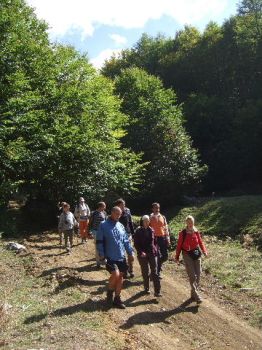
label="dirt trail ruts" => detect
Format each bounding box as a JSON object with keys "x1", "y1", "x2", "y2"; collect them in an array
[{"x1": 26, "y1": 233, "x2": 262, "y2": 350}]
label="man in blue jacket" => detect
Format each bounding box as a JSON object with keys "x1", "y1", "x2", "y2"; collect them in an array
[{"x1": 96, "y1": 206, "x2": 134, "y2": 309}]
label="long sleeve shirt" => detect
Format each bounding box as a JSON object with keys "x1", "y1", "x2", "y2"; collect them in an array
[
  {"x1": 74, "y1": 203, "x2": 90, "y2": 220},
  {"x1": 90, "y1": 210, "x2": 107, "y2": 230},
  {"x1": 96, "y1": 218, "x2": 134, "y2": 261},
  {"x1": 134, "y1": 226, "x2": 158, "y2": 256},
  {"x1": 176, "y1": 230, "x2": 207, "y2": 260},
  {"x1": 119, "y1": 207, "x2": 135, "y2": 237},
  {"x1": 58, "y1": 212, "x2": 77, "y2": 232}
]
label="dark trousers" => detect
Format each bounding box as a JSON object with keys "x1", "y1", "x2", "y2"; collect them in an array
[
  {"x1": 64, "y1": 229, "x2": 73, "y2": 249},
  {"x1": 156, "y1": 236, "x2": 168, "y2": 274},
  {"x1": 138, "y1": 253, "x2": 160, "y2": 293}
]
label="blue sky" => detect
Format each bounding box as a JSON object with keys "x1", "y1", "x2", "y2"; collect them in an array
[{"x1": 27, "y1": 0, "x2": 239, "y2": 68}]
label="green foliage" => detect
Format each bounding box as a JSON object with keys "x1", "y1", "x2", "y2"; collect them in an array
[
  {"x1": 0, "y1": 0, "x2": 144, "y2": 206},
  {"x1": 103, "y1": 8, "x2": 262, "y2": 194},
  {"x1": 114, "y1": 68, "x2": 207, "y2": 201}
]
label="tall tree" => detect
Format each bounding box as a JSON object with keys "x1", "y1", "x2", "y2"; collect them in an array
[
  {"x1": 114, "y1": 68, "x2": 207, "y2": 202},
  {"x1": 0, "y1": 0, "x2": 144, "y2": 205}
]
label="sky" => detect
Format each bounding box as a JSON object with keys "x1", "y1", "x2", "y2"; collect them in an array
[{"x1": 27, "y1": 0, "x2": 239, "y2": 68}]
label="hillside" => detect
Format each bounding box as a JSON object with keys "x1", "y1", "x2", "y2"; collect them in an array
[{"x1": 168, "y1": 195, "x2": 262, "y2": 245}]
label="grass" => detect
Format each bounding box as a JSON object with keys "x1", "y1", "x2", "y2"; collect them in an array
[
  {"x1": 0, "y1": 242, "x2": 125, "y2": 350},
  {"x1": 168, "y1": 195, "x2": 262, "y2": 245},
  {"x1": 166, "y1": 195, "x2": 262, "y2": 328}
]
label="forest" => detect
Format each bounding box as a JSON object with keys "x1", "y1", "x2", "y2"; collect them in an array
[{"x1": 0, "y1": 0, "x2": 262, "y2": 211}]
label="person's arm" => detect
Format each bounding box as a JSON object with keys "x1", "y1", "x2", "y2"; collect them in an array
[
  {"x1": 86, "y1": 204, "x2": 91, "y2": 217},
  {"x1": 197, "y1": 232, "x2": 208, "y2": 255},
  {"x1": 58, "y1": 214, "x2": 63, "y2": 232},
  {"x1": 123, "y1": 231, "x2": 134, "y2": 256},
  {"x1": 72, "y1": 214, "x2": 78, "y2": 227},
  {"x1": 128, "y1": 213, "x2": 135, "y2": 237},
  {"x1": 175, "y1": 231, "x2": 183, "y2": 261},
  {"x1": 133, "y1": 229, "x2": 142, "y2": 255},
  {"x1": 163, "y1": 215, "x2": 171, "y2": 245},
  {"x1": 74, "y1": 206, "x2": 79, "y2": 219},
  {"x1": 96, "y1": 223, "x2": 105, "y2": 258}
]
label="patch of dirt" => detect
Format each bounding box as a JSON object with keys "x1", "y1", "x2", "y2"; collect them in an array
[{"x1": 19, "y1": 232, "x2": 262, "y2": 350}]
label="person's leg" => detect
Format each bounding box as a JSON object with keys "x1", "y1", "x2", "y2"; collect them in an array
[
  {"x1": 194, "y1": 258, "x2": 202, "y2": 302},
  {"x1": 112, "y1": 261, "x2": 128, "y2": 309},
  {"x1": 59, "y1": 231, "x2": 63, "y2": 246},
  {"x1": 115, "y1": 273, "x2": 124, "y2": 296},
  {"x1": 64, "y1": 231, "x2": 69, "y2": 250},
  {"x1": 82, "y1": 220, "x2": 88, "y2": 241},
  {"x1": 148, "y1": 254, "x2": 161, "y2": 295},
  {"x1": 138, "y1": 256, "x2": 150, "y2": 291},
  {"x1": 68, "y1": 230, "x2": 73, "y2": 250},
  {"x1": 127, "y1": 254, "x2": 134, "y2": 278},
  {"x1": 79, "y1": 221, "x2": 84, "y2": 240},
  {"x1": 108, "y1": 270, "x2": 119, "y2": 291},
  {"x1": 183, "y1": 252, "x2": 200, "y2": 300},
  {"x1": 156, "y1": 237, "x2": 168, "y2": 275}
]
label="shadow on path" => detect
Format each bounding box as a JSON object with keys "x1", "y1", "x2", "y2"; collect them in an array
[
  {"x1": 120, "y1": 298, "x2": 199, "y2": 329},
  {"x1": 24, "y1": 299, "x2": 110, "y2": 324}
]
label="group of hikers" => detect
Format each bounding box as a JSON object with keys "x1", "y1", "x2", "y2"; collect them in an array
[{"x1": 58, "y1": 197, "x2": 208, "y2": 309}]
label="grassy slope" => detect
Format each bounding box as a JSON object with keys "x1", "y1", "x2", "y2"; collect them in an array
[
  {"x1": 168, "y1": 195, "x2": 262, "y2": 241},
  {"x1": 167, "y1": 195, "x2": 262, "y2": 327}
]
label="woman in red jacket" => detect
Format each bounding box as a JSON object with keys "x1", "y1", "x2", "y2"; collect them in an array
[{"x1": 175, "y1": 215, "x2": 207, "y2": 304}]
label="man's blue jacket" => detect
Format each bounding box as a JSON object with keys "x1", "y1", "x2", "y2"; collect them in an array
[{"x1": 96, "y1": 218, "x2": 133, "y2": 261}]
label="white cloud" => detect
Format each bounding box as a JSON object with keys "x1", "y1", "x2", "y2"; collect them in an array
[
  {"x1": 109, "y1": 34, "x2": 127, "y2": 46},
  {"x1": 90, "y1": 48, "x2": 122, "y2": 69},
  {"x1": 27, "y1": 0, "x2": 229, "y2": 39}
]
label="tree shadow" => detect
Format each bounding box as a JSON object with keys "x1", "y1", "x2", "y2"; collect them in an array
[
  {"x1": 53, "y1": 277, "x2": 107, "y2": 294},
  {"x1": 24, "y1": 299, "x2": 109, "y2": 324},
  {"x1": 39, "y1": 262, "x2": 99, "y2": 278},
  {"x1": 123, "y1": 279, "x2": 143, "y2": 289},
  {"x1": 120, "y1": 298, "x2": 199, "y2": 329},
  {"x1": 29, "y1": 244, "x2": 61, "y2": 251}
]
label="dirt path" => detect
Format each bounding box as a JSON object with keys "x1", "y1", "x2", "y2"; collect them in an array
[{"x1": 24, "y1": 232, "x2": 262, "y2": 350}]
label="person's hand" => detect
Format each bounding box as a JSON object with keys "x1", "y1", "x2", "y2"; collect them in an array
[
  {"x1": 175, "y1": 258, "x2": 180, "y2": 265},
  {"x1": 140, "y1": 252, "x2": 147, "y2": 258},
  {"x1": 128, "y1": 254, "x2": 134, "y2": 263},
  {"x1": 166, "y1": 236, "x2": 171, "y2": 247},
  {"x1": 203, "y1": 252, "x2": 208, "y2": 257}
]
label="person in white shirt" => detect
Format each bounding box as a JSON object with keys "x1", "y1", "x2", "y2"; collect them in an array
[{"x1": 74, "y1": 197, "x2": 90, "y2": 243}]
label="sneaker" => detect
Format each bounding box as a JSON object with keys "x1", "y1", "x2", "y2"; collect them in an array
[
  {"x1": 128, "y1": 272, "x2": 135, "y2": 278},
  {"x1": 144, "y1": 289, "x2": 150, "y2": 295},
  {"x1": 196, "y1": 298, "x2": 203, "y2": 305},
  {"x1": 106, "y1": 290, "x2": 114, "y2": 304},
  {"x1": 113, "y1": 295, "x2": 126, "y2": 309},
  {"x1": 154, "y1": 292, "x2": 162, "y2": 297}
]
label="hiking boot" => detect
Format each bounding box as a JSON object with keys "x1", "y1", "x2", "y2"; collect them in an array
[
  {"x1": 106, "y1": 290, "x2": 114, "y2": 304},
  {"x1": 113, "y1": 295, "x2": 126, "y2": 309},
  {"x1": 196, "y1": 298, "x2": 203, "y2": 305}
]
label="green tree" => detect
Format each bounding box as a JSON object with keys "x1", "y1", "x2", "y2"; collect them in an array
[
  {"x1": 114, "y1": 68, "x2": 207, "y2": 201},
  {"x1": 0, "y1": 0, "x2": 144, "y2": 206}
]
